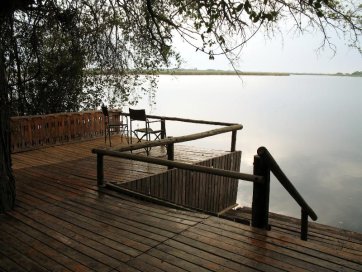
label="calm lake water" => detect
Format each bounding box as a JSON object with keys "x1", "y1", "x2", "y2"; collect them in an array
[{"x1": 133, "y1": 75, "x2": 362, "y2": 232}]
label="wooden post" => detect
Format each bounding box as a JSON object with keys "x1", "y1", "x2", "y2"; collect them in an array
[
  {"x1": 251, "y1": 155, "x2": 270, "y2": 229},
  {"x1": 97, "y1": 154, "x2": 104, "y2": 186},
  {"x1": 231, "y1": 130, "x2": 237, "y2": 152},
  {"x1": 167, "y1": 140, "x2": 174, "y2": 170},
  {"x1": 301, "y1": 209, "x2": 309, "y2": 241},
  {"x1": 161, "y1": 119, "x2": 166, "y2": 139}
]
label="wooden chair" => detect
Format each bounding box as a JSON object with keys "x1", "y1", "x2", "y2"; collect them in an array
[
  {"x1": 102, "y1": 106, "x2": 128, "y2": 146},
  {"x1": 129, "y1": 108, "x2": 163, "y2": 154}
]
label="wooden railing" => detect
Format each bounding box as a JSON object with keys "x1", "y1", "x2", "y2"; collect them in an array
[
  {"x1": 112, "y1": 123, "x2": 242, "y2": 154},
  {"x1": 96, "y1": 117, "x2": 244, "y2": 214},
  {"x1": 118, "y1": 112, "x2": 241, "y2": 152},
  {"x1": 93, "y1": 142, "x2": 318, "y2": 240},
  {"x1": 12, "y1": 110, "x2": 317, "y2": 240},
  {"x1": 93, "y1": 150, "x2": 262, "y2": 185},
  {"x1": 252, "y1": 147, "x2": 318, "y2": 240},
  {"x1": 10, "y1": 110, "x2": 121, "y2": 153}
]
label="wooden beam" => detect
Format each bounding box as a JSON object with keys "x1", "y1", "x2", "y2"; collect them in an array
[
  {"x1": 251, "y1": 155, "x2": 271, "y2": 229},
  {"x1": 301, "y1": 209, "x2": 309, "y2": 241},
  {"x1": 92, "y1": 149, "x2": 264, "y2": 183},
  {"x1": 111, "y1": 124, "x2": 242, "y2": 153},
  {"x1": 120, "y1": 112, "x2": 241, "y2": 127},
  {"x1": 231, "y1": 131, "x2": 237, "y2": 152},
  {"x1": 257, "y1": 146, "x2": 318, "y2": 221}
]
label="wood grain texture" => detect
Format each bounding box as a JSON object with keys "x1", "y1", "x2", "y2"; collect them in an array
[
  {"x1": 1, "y1": 137, "x2": 360, "y2": 272},
  {"x1": 116, "y1": 151, "x2": 241, "y2": 213}
]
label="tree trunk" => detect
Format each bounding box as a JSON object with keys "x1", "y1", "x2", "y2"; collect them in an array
[
  {"x1": 0, "y1": 1, "x2": 35, "y2": 213},
  {"x1": 0, "y1": 43, "x2": 16, "y2": 213},
  {"x1": 11, "y1": 14, "x2": 26, "y2": 115}
]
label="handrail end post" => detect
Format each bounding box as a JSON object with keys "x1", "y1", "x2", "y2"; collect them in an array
[
  {"x1": 161, "y1": 119, "x2": 166, "y2": 139},
  {"x1": 251, "y1": 154, "x2": 270, "y2": 230},
  {"x1": 301, "y1": 209, "x2": 309, "y2": 241}
]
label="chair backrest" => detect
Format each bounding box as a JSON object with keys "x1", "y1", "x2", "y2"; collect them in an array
[{"x1": 129, "y1": 109, "x2": 146, "y2": 121}]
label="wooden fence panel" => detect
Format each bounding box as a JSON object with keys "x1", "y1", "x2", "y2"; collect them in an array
[
  {"x1": 10, "y1": 110, "x2": 117, "y2": 153},
  {"x1": 120, "y1": 151, "x2": 242, "y2": 214}
]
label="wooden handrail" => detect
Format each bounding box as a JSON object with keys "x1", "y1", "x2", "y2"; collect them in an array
[
  {"x1": 112, "y1": 124, "x2": 243, "y2": 152},
  {"x1": 254, "y1": 146, "x2": 318, "y2": 241},
  {"x1": 120, "y1": 112, "x2": 239, "y2": 126},
  {"x1": 92, "y1": 149, "x2": 264, "y2": 184},
  {"x1": 93, "y1": 140, "x2": 318, "y2": 241},
  {"x1": 257, "y1": 146, "x2": 318, "y2": 221}
]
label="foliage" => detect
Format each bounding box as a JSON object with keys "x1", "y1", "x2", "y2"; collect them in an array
[
  {"x1": 351, "y1": 71, "x2": 362, "y2": 76},
  {"x1": 2, "y1": 0, "x2": 361, "y2": 116},
  {"x1": 3, "y1": 0, "x2": 361, "y2": 116},
  {"x1": 143, "y1": 0, "x2": 361, "y2": 62},
  {"x1": 5, "y1": 10, "x2": 86, "y2": 114},
  {"x1": 2, "y1": 0, "x2": 179, "y2": 116}
]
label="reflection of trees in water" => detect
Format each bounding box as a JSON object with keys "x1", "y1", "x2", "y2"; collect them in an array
[{"x1": 81, "y1": 74, "x2": 158, "y2": 111}]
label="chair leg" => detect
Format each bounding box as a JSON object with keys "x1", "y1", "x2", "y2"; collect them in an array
[
  {"x1": 146, "y1": 132, "x2": 151, "y2": 155},
  {"x1": 121, "y1": 127, "x2": 129, "y2": 144},
  {"x1": 125, "y1": 129, "x2": 129, "y2": 144},
  {"x1": 146, "y1": 133, "x2": 149, "y2": 155}
]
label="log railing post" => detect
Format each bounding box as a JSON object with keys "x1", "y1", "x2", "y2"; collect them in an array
[
  {"x1": 252, "y1": 154, "x2": 270, "y2": 229},
  {"x1": 167, "y1": 139, "x2": 174, "y2": 170},
  {"x1": 231, "y1": 130, "x2": 237, "y2": 152},
  {"x1": 301, "y1": 209, "x2": 309, "y2": 241},
  {"x1": 161, "y1": 119, "x2": 166, "y2": 139},
  {"x1": 97, "y1": 154, "x2": 104, "y2": 186}
]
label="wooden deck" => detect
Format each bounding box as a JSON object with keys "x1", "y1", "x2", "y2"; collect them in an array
[{"x1": 1, "y1": 137, "x2": 362, "y2": 271}]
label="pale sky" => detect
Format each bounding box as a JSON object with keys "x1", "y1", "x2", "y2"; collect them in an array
[{"x1": 174, "y1": 29, "x2": 362, "y2": 74}]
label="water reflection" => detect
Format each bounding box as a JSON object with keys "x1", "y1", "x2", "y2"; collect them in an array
[{"x1": 134, "y1": 75, "x2": 362, "y2": 232}]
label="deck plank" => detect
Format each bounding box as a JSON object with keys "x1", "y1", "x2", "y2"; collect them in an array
[{"x1": 1, "y1": 136, "x2": 361, "y2": 272}]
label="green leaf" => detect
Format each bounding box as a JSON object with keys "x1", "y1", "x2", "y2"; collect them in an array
[
  {"x1": 315, "y1": 2, "x2": 322, "y2": 9},
  {"x1": 316, "y1": 10, "x2": 324, "y2": 17},
  {"x1": 236, "y1": 3, "x2": 244, "y2": 12},
  {"x1": 244, "y1": 1, "x2": 251, "y2": 13}
]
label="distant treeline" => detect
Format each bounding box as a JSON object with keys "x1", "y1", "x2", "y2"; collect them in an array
[
  {"x1": 350, "y1": 71, "x2": 362, "y2": 77},
  {"x1": 86, "y1": 68, "x2": 290, "y2": 76},
  {"x1": 85, "y1": 69, "x2": 362, "y2": 77},
  {"x1": 158, "y1": 69, "x2": 290, "y2": 76},
  {"x1": 291, "y1": 71, "x2": 362, "y2": 77}
]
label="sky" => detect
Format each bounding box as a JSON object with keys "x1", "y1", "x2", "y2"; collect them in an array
[{"x1": 174, "y1": 28, "x2": 362, "y2": 74}]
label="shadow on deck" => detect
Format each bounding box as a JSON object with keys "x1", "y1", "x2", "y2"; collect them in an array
[{"x1": 1, "y1": 136, "x2": 361, "y2": 271}]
